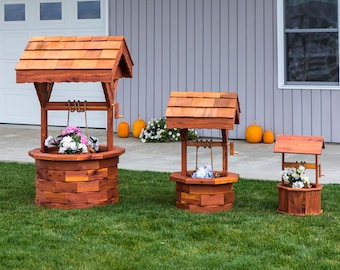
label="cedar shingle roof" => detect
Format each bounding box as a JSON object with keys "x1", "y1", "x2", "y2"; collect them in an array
[
  {"x1": 165, "y1": 91, "x2": 240, "y2": 130},
  {"x1": 16, "y1": 36, "x2": 133, "y2": 83}
]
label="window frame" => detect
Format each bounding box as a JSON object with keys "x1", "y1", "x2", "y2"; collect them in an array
[
  {"x1": 39, "y1": 2, "x2": 62, "y2": 21},
  {"x1": 4, "y1": 3, "x2": 26, "y2": 22},
  {"x1": 277, "y1": 0, "x2": 340, "y2": 90},
  {"x1": 77, "y1": 0, "x2": 101, "y2": 20}
]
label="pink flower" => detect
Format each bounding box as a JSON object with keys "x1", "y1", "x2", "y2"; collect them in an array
[
  {"x1": 61, "y1": 126, "x2": 81, "y2": 136},
  {"x1": 80, "y1": 134, "x2": 88, "y2": 144}
]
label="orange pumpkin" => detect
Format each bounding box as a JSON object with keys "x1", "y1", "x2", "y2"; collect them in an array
[
  {"x1": 118, "y1": 120, "x2": 130, "y2": 138},
  {"x1": 263, "y1": 129, "x2": 275, "y2": 144},
  {"x1": 245, "y1": 121, "x2": 263, "y2": 143},
  {"x1": 132, "y1": 115, "x2": 146, "y2": 138}
]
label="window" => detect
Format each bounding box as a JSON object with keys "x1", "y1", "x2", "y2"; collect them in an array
[
  {"x1": 4, "y1": 3, "x2": 25, "y2": 21},
  {"x1": 77, "y1": 0, "x2": 100, "y2": 19},
  {"x1": 40, "y1": 2, "x2": 62, "y2": 20},
  {"x1": 278, "y1": 0, "x2": 339, "y2": 89}
]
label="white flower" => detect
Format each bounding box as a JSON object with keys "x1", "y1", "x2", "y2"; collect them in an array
[
  {"x1": 79, "y1": 143, "x2": 88, "y2": 153},
  {"x1": 70, "y1": 141, "x2": 78, "y2": 151},
  {"x1": 44, "y1": 135, "x2": 55, "y2": 146},
  {"x1": 303, "y1": 176, "x2": 310, "y2": 187},
  {"x1": 281, "y1": 165, "x2": 310, "y2": 189},
  {"x1": 292, "y1": 181, "x2": 304, "y2": 188},
  {"x1": 192, "y1": 165, "x2": 214, "y2": 178},
  {"x1": 61, "y1": 136, "x2": 73, "y2": 148}
]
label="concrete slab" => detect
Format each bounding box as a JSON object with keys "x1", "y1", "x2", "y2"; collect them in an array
[{"x1": 0, "y1": 124, "x2": 339, "y2": 184}]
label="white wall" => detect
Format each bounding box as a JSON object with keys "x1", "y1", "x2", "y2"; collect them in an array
[{"x1": 0, "y1": 0, "x2": 107, "y2": 128}]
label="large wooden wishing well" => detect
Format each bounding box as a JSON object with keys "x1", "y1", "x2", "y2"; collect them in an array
[
  {"x1": 16, "y1": 36, "x2": 133, "y2": 209},
  {"x1": 165, "y1": 92, "x2": 241, "y2": 213}
]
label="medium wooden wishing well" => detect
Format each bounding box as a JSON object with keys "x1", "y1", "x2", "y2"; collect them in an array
[
  {"x1": 165, "y1": 91, "x2": 241, "y2": 213},
  {"x1": 16, "y1": 36, "x2": 133, "y2": 209}
]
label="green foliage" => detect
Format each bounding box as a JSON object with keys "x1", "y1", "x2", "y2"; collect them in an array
[{"x1": 0, "y1": 162, "x2": 339, "y2": 269}]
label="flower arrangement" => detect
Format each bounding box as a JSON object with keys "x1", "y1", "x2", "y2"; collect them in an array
[
  {"x1": 139, "y1": 117, "x2": 198, "y2": 143},
  {"x1": 44, "y1": 126, "x2": 99, "y2": 154},
  {"x1": 192, "y1": 165, "x2": 214, "y2": 178},
  {"x1": 281, "y1": 165, "x2": 311, "y2": 188}
]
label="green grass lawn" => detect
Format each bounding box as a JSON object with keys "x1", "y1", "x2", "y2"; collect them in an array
[{"x1": 0, "y1": 162, "x2": 339, "y2": 270}]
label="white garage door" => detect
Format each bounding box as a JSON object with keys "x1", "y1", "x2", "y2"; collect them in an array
[{"x1": 0, "y1": 0, "x2": 108, "y2": 128}]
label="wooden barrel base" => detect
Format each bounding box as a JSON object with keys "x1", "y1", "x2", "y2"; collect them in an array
[
  {"x1": 29, "y1": 145, "x2": 125, "y2": 209},
  {"x1": 277, "y1": 183, "x2": 323, "y2": 216},
  {"x1": 170, "y1": 171, "x2": 239, "y2": 213}
]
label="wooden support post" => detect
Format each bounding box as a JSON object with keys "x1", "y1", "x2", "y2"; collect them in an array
[
  {"x1": 41, "y1": 107, "x2": 48, "y2": 152},
  {"x1": 102, "y1": 80, "x2": 118, "y2": 151},
  {"x1": 107, "y1": 106, "x2": 113, "y2": 151},
  {"x1": 180, "y1": 129, "x2": 188, "y2": 177},
  {"x1": 221, "y1": 129, "x2": 228, "y2": 176},
  {"x1": 34, "y1": 82, "x2": 53, "y2": 152},
  {"x1": 315, "y1": 155, "x2": 319, "y2": 187}
]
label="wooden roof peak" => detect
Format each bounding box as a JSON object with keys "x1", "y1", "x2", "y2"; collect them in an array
[{"x1": 16, "y1": 35, "x2": 133, "y2": 83}]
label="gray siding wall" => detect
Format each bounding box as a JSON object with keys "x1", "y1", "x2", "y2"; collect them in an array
[{"x1": 109, "y1": 0, "x2": 340, "y2": 142}]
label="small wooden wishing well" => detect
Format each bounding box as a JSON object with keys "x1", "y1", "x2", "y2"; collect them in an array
[
  {"x1": 165, "y1": 91, "x2": 241, "y2": 213},
  {"x1": 274, "y1": 134, "x2": 324, "y2": 216}
]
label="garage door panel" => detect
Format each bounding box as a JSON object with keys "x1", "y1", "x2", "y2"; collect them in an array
[
  {"x1": 0, "y1": 32, "x2": 30, "y2": 60},
  {"x1": 0, "y1": 91, "x2": 40, "y2": 124},
  {"x1": 0, "y1": 0, "x2": 107, "y2": 127},
  {"x1": 0, "y1": 61, "x2": 18, "y2": 85}
]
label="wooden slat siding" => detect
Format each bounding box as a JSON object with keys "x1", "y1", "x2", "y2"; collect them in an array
[
  {"x1": 166, "y1": 107, "x2": 236, "y2": 118},
  {"x1": 167, "y1": 98, "x2": 237, "y2": 108},
  {"x1": 16, "y1": 70, "x2": 117, "y2": 83},
  {"x1": 2, "y1": 0, "x2": 339, "y2": 141},
  {"x1": 109, "y1": 1, "x2": 340, "y2": 142},
  {"x1": 25, "y1": 41, "x2": 122, "y2": 51},
  {"x1": 154, "y1": 0, "x2": 165, "y2": 118},
  {"x1": 17, "y1": 60, "x2": 117, "y2": 70},
  {"x1": 20, "y1": 50, "x2": 119, "y2": 60},
  {"x1": 166, "y1": 118, "x2": 235, "y2": 130},
  {"x1": 264, "y1": 0, "x2": 275, "y2": 138},
  {"x1": 331, "y1": 91, "x2": 340, "y2": 142},
  {"x1": 170, "y1": 92, "x2": 238, "y2": 98},
  {"x1": 245, "y1": 0, "x2": 256, "y2": 136}
]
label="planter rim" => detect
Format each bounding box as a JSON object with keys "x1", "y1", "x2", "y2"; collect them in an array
[
  {"x1": 29, "y1": 145, "x2": 125, "y2": 161},
  {"x1": 170, "y1": 171, "x2": 239, "y2": 184},
  {"x1": 276, "y1": 182, "x2": 323, "y2": 191}
]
